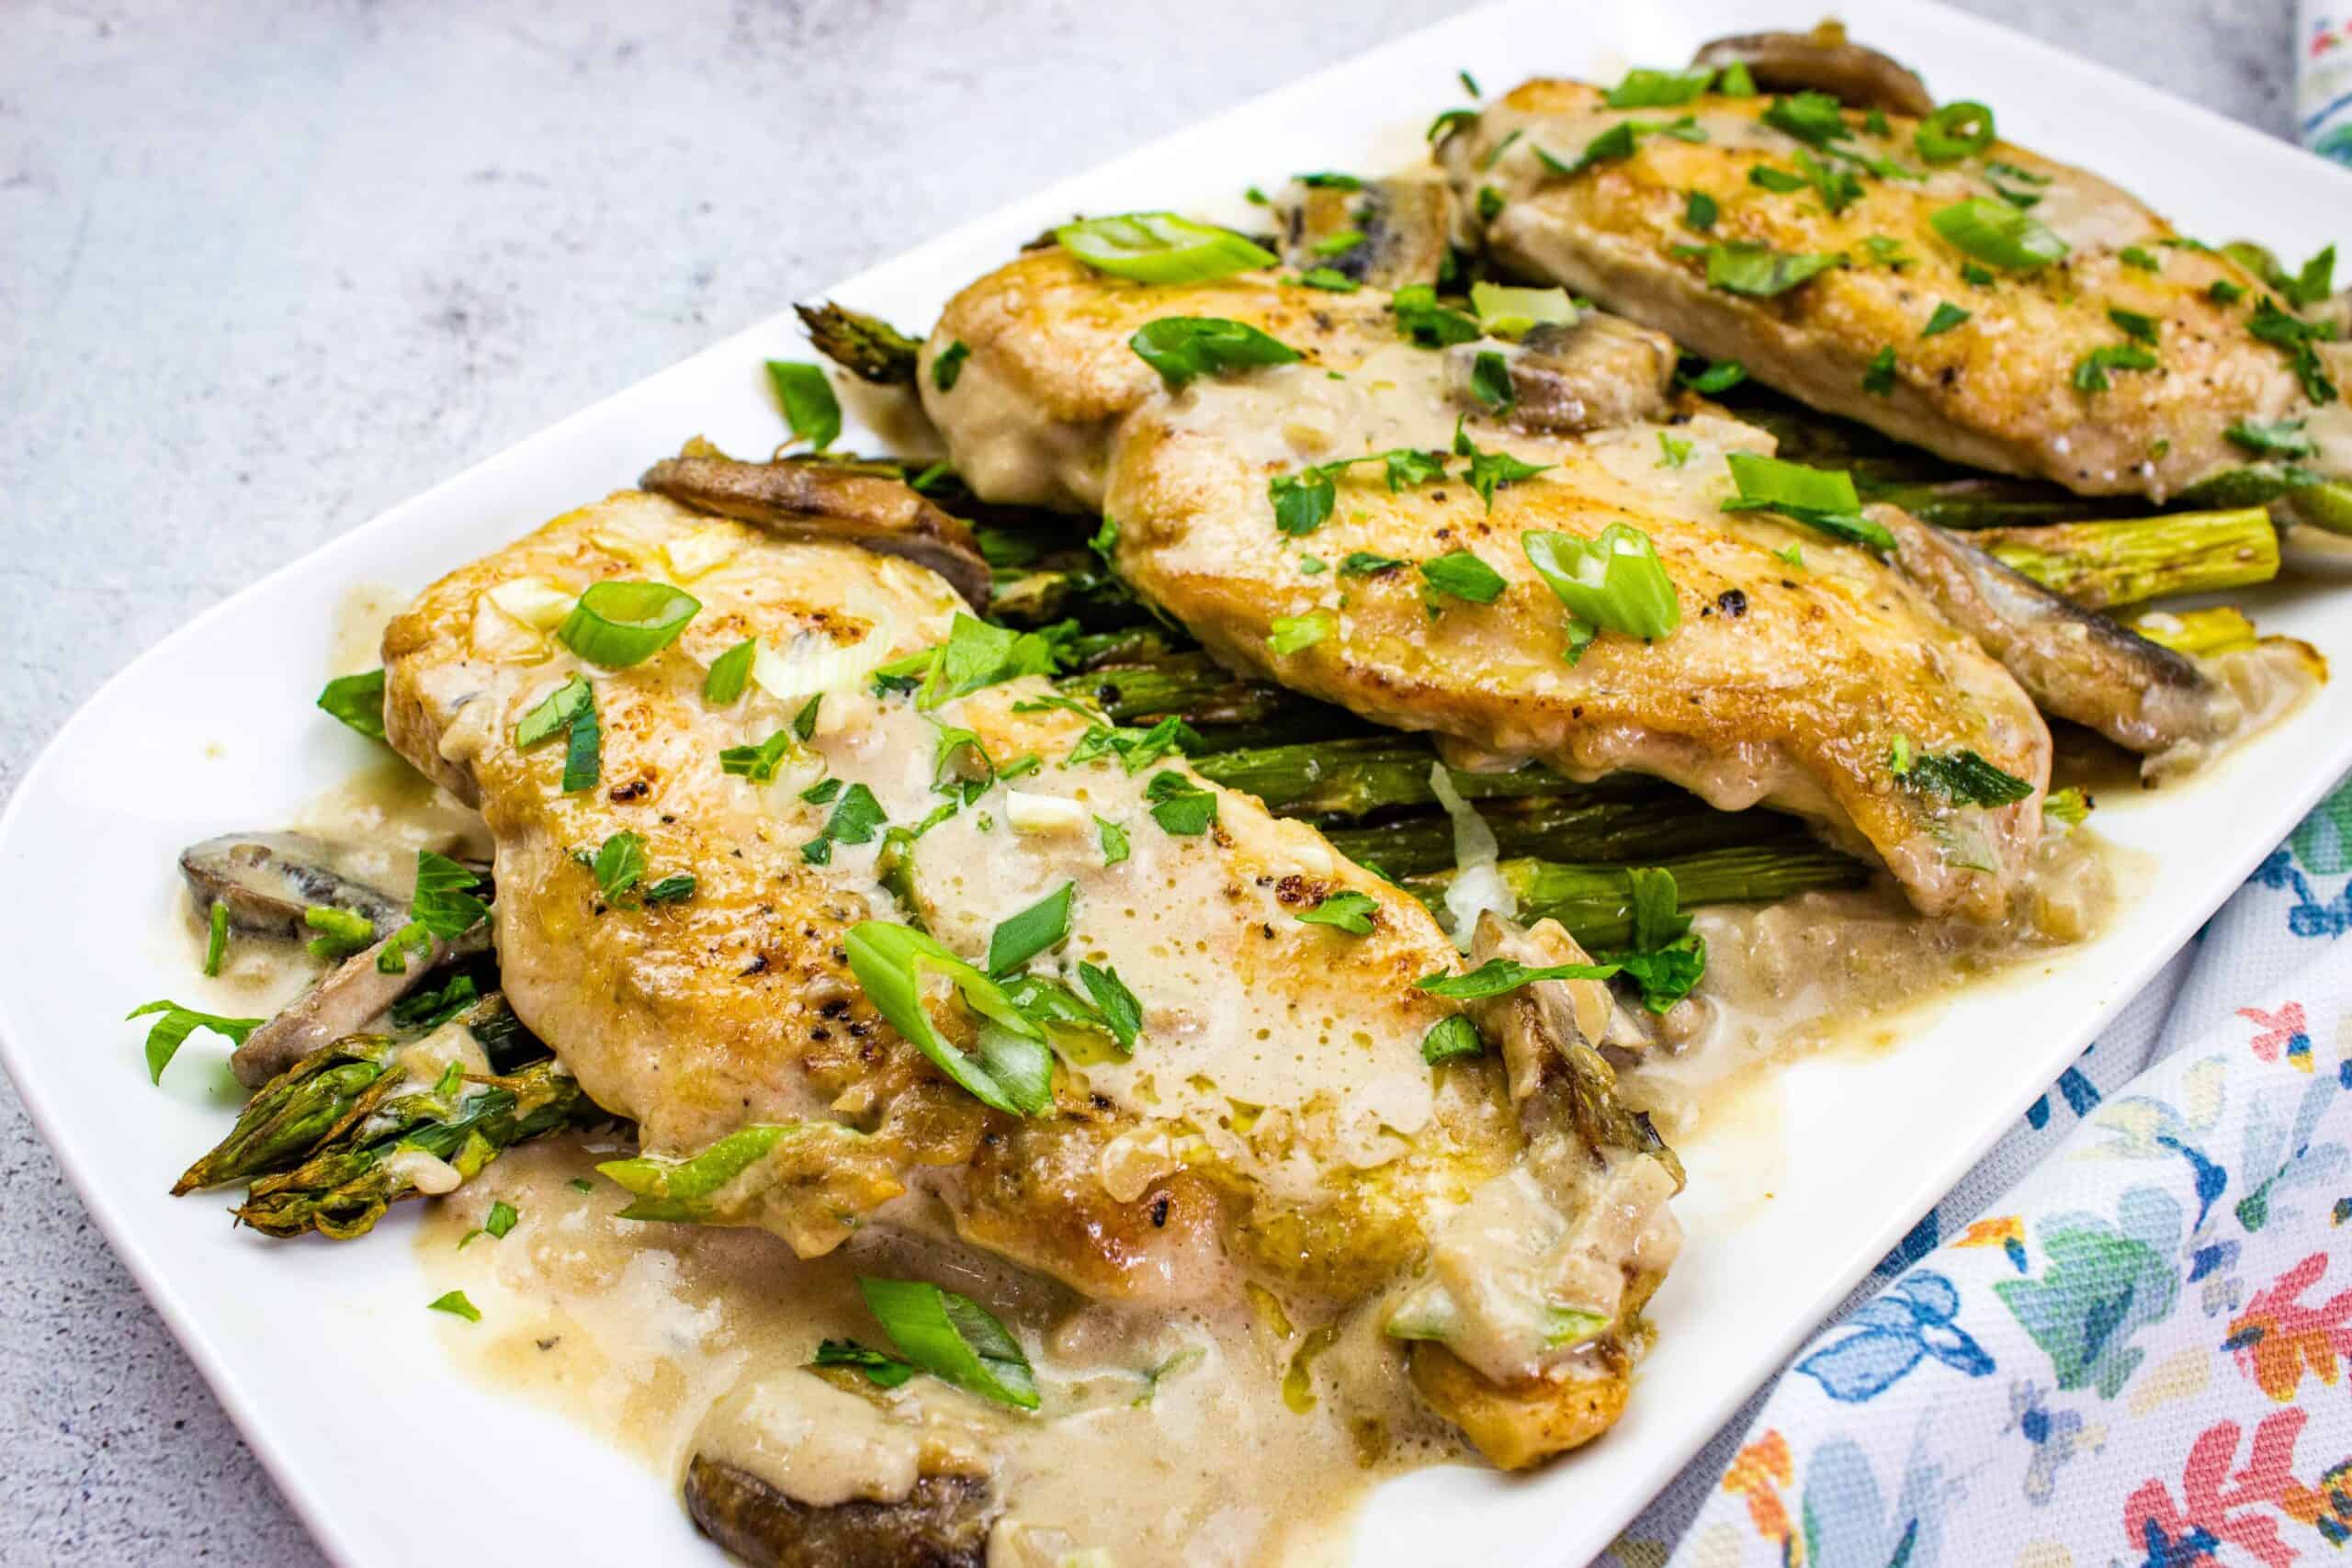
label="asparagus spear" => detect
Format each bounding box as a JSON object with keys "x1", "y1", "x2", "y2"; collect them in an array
[
  {"x1": 174, "y1": 1034, "x2": 403, "y2": 1194},
  {"x1": 1193, "y1": 737, "x2": 1641, "y2": 818},
  {"x1": 794, "y1": 302, "x2": 922, "y2": 386},
  {"x1": 1970, "y1": 507, "x2": 2279, "y2": 611},
  {"x1": 234, "y1": 1055, "x2": 595, "y2": 1239},
  {"x1": 1403, "y1": 844, "x2": 1869, "y2": 950},
  {"x1": 1054, "y1": 656, "x2": 1371, "y2": 749},
  {"x1": 2127, "y1": 605, "x2": 2261, "y2": 658},
  {"x1": 1327, "y1": 795, "x2": 1811, "y2": 877}
]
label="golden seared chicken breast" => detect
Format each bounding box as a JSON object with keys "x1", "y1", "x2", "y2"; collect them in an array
[
  {"x1": 1437, "y1": 66, "x2": 2352, "y2": 501},
  {"x1": 922, "y1": 248, "x2": 2064, "y2": 920},
  {"x1": 378, "y1": 472, "x2": 1682, "y2": 1474}
]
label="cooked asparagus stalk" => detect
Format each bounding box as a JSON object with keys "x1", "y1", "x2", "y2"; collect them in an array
[
  {"x1": 1327, "y1": 795, "x2": 1811, "y2": 877},
  {"x1": 175, "y1": 1033, "x2": 404, "y2": 1194},
  {"x1": 1192, "y1": 737, "x2": 1638, "y2": 818},
  {"x1": 1403, "y1": 844, "x2": 1870, "y2": 950},
  {"x1": 1970, "y1": 508, "x2": 2279, "y2": 611},
  {"x1": 794, "y1": 302, "x2": 922, "y2": 386},
  {"x1": 1054, "y1": 655, "x2": 1370, "y2": 748},
  {"x1": 233, "y1": 1055, "x2": 595, "y2": 1239},
  {"x1": 2127, "y1": 605, "x2": 2262, "y2": 658}
]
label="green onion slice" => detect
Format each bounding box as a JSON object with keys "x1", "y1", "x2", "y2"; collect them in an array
[
  {"x1": 1469, "y1": 282, "x2": 1574, "y2": 339},
  {"x1": 987, "y1": 883, "x2": 1075, "y2": 975},
  {"x1": 859, "y1": 1276, "x2": 1040, "y2": 1410},
  {"x1": 844, "y1": 920, "x2": 1046, "y2": 1116},
  {"x1": 556, "y1": 581, "x2": 700, "y2": 668},
  {"x1": 1523, "y1": 524, "x2": 1680, "y2": 641},
  {"x1": 1914, "y1": 100, "x2": 1995, "y2": 164},
  {"x1": 1056, "y1": 213, "x2": 1276, "y2": 284}
]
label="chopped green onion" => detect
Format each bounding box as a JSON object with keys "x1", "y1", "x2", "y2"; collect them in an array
[
  {"x1": 1719, "y1": 60, "x2": 1757, "y2": 96},
  {"x1": 1929, "y1": 198, "x2": 2067, "y2": 271},
  {"x1": 2119, "y1": 245, "x2": 2160, "y2": 273},
  {"x1": 1723, "y1": 453, "x2": 1894, "y2": 552},
  {"x1": 1679, "y1": 358, "x2": 1747, "y2": 393},
  {"x1": 304, "y1": 906, "x2": 377, "y2": 961},
  {"x1": 128, "y1": 999, "x2": 263, "y2": 1085},
  {"x1": 1415, "y1": 956, "x2": 1619, "y2": 1000},
  {"x1": 1748, "y1": 165, "x2": 1805, "y2": 194},
  {"x1": 1056, "y1": 212, "x2": 1276, "y2": 285},
  {"x1": 1684, "y1": 190, "x2": 1718, "y2": 231},
  {"x1": 484, "y1": 1200, "x2": 518, "y2": 1239},
  {"x1": 1914, "y1": 100, "x2": 1994, "y2": 164},
  {"x1": 1469, "y1": 281, "x2": 1574, "y2": 338},
  {"x1": 765, "y1": 360, "x2": 841, "y2": 450},
  {"x1": 844, "y1": 922, "x2": 1046, "y2": 1115},
  {"x1": 427, "y1": 1290, "x2": 481, "y2": 1324},
  {"x1": 1268, "y1": 611, "x2": 1331, "y2": 655},
  {"x1": 1419, "y1": 1015, "x2": 1484, "y2": 1065},
  {"x1": 988, "y1": 883, "x2": 1074, "y2": 975},
  {"x1": 316, "y1": 670, "x2": 388, "y2": 740},
  {"x1": 1144, "y1": 770, "x2": 1217, "y2": 835},
  {"x1": 2108, "y1": 307, "x2": 2160, "y2": 344},
  {"x1": 1309, "y1": 228, "x2": 1365, "y2": 259},
  {"x1": 792, "y1": 694, "x2": 822, "y2": 741},
  {"x1": 556, "y1": 581, "x2": 700, "y2": 669},
  {"x1": 1523, "y1": 523, "x2": 1680, "y2": 641},
  {"x1": 1296, "y1": 890, "x2": 1378, "y2": 934},
  {"x1": 1862, "y1": 345, "x2": 1897, "y2": 396},
  {"x1": 1696, "y1": 242, "x2": 1845, "y2": 297},
  {"x1": 1657, "y1": 432, "x2": 1693, "y2": 468},
  {"x1": 1420, "y1": 548, "x2": 1508, "y2": 604},
  {"x1": 1476, "y1": 186, "x2": 1506, "y2": 223},
  {"x1": 560, "y1": 690, "x2": 602, "y2": 793},
  {"x1": 1761, "y1": 91, "x2": 1849, "y2": 148},
  {"x1": 1920, "y1": 301, "x2": 1972, "y2": 338},
  {"x1": 1078, "y1": 962, "x2": 1142, "y2": 1051},
  {"x1": 859, "y1": 1276, "x2": 1039, "y2": 1410},
  {"x1": 2248, "y1": 298, "x2": 2340, "y2": 404},
  {"x1": 1128, "y1": 317, "x2": 1301, "y2": 389},
  {"x1": 1458, "y1": 68, "x2": 1480, "y2": 96},
  {"x1": 932, "y1": 340, "x2": 970, "y2": 392},
  {"x1": 201, "y1": 901, "x2": 230, "y2": 977},
  {"x1": 703, "y1": 640, "x2": 756, "y2": 705},
  {"x1": 1298, "y1": 266, "x2": 1360, "y2": 291},
  {"x1": 1428, "y1": 107, "x2": 1479, "y2": 142}
]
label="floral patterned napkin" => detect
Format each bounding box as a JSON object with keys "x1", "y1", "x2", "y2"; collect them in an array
[{"x1": 1607, "y1": 779, "x2": 2352, "y2": 1568}]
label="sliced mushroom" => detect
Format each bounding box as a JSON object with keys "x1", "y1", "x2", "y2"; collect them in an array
[
  {"x1": 1692, "y1": 19, "x2": 1936, "y2": 117},
  {"x1": 229, "y1": 924, "x2": 492, "y2": 1089},
  {"x1": 178, "y1": 833, "x2": 407, "y2": 941},
  {"x1": 1445, "y1": 312, "x2": 1677, "y2": 436},
  {"x1": 1272, "y1": 175, "x2": 1455, "y2": 290},
  {"x1": 684, "y1": 1456, "x2": 996, "y2": 1568},
  {"x1": 639, "y1": 454, "x2": 992, "y2": 611}
]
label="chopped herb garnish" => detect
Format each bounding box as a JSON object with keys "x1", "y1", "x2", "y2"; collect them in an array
[
  {"x1": 800, "y1": 776, "x2": 842, "y2": 805},
  {"x1": 1861, "y1": 235, "x2": 1913, "y2": 268},
  {"x1": 1056, "y1": 212, "x2": 1275, "y2": 285},
  {"x1": 1415, "y1": 956, "x2": 1619, "y2": 1000},
  {"x1": 1269, "y1": 467, "x2": 1336, "y2": 536},
  {"x1": 591, "y1": 831, "x2": 647, "y2": 903},
  {"x1": 1129, "y1": 316, "x2": 1302, "y2": 389},
  {"x1": 1419, "y1": 1015, "x2": 1485, "y2": 1065},
  {"x1": 1476, "y1": 185, "x2": 1505, "y2": 223},
  {"x1": 1340, "y1": 550, "x2": 1404, "y2": 575},
  {"x1": 1298, "y1": 266, "x2": 1360, "y2": 291},
  {"x1": 1961, "y1": 261, "x2": 1996, "y2": 286},
  {"x1": 1719, "y1": 60, "x2": 1757, "y2": 96},
  {"x1": 1536, "y1": 119, "x2": 1639, "y2": 178},
  {"x1": 1930, "y1": 198, "x2": 2067, "y2": 271},
  {"x1": 1695, "y1": 241, "x2": 1845, "y2": 298},
  {"x1": 427, "y1": 1290, "x2": 481, "y2": 1324},
  {"x1": 1523, "y1": 523, "x2": 1680, "y2": 642},
  {"x1": 557, "y1": 581, "x2": 700, "y2": 669},
  {"x1": 1914, "y1": 99, "x2": 1994, "y2": 164},
  {"x1": 1391, "y1": 283, "x2": 1483, "y2": 348},
  {"x1": 1451, "y1": 419, "x2": 1555, "y2": 510},
  {"x1": 2248, "y1": 298, "x2": 2340, "y2": 403},
  {"x1": 316, "y1": 669, "x2": 388, "y2": 740},
  {"x1": 1468, "y1": 350, "x2": 1515, "y2": 412},
  {"x1": 1420, "y1": 549, "x2": 1508, "y2": 604},
  {"x1": 515, "y1": 674, "x2": 592, "y2": 749},
  {"x1": 1920, "y1": 301, "x2": 1972, "y2": 338},
  {"x1": 1459, "y1": 68, "x2": 1480, "y2": 96},
  {"x1": 1476, "y1": 128, "x2": 1523, "y2": 171},
  {"x1": 412, "y1": 852, "x2": 489, "y2": 941},
  {"x1": 1309, "y1": 228, "x2": 1365, "y2": 259},
  {"x1": 303, "y1": 906, "x2": 376, "y2": 962},
  {"x1": 2108, "y1": 307, "x2": 2160, "y2": 344},
  {"x1": 932, "y1": 340, "x2": 970, "y2": 392},
  {"x1": 2210, "y1": 277, "x2": 2246, "y2": 305},
  {"x1": 802, "y1": 783, "x2": 888, "y2": 864},
  {"x1": 1428, "y1": 107, "x2": 1479, "y2": 143},
  {"x1": 812, "y1": 1338, "x2": 918, "y2": 1389},
  {"x1": 2073, "y1": 342, "x2": 2160, "y2": 393},
  {"x1": 643, "y1": 874, "x2": 695, "y2": 904},
  {"x1": 1748, "y1": 165, "x2": 1805, "y2": 194},
  {"x1": 2118, "y1": 245, "x2": 2160, "y2": 273},
  {"x1": 1268, "y1": 611, "x2": 1332, "y2": 655},
  {"x1": 1679, "y1": 357, "x2": 1747, "y2": 393},
  {"x1": 1894, "y1": 745, "x2": 2035, "y2": 807},
  {"x1": 1761, "y1": 91, "x2": 1850, "y2": 148},
  {"x1": 2226, "y1": 418, "x2": 2316, "y2": 458},
  {"x1": 1684, "y1": 189, "x2": 1718, "y2": 231},
  {"x1": 1078, "y1": 962, "x2": 1143, "y2": 1051},
  {"x1": 765, "y1": 360, "x2": 841, "y2": 450},
  {"x1": 484, "y1": 1200, "x2": 518, "y2": 1239},
  {"x1": 843, "y1": 921, "x2": 1046, "y2": 1114},
  {"x1": 703, "y1": 640, "x2": 756, "y2": 705},
  {"x1": 1657, "y1": 432, "x2": 1693, "y2": 468},
  {"x1": 128, "y1": 999, "x2": 263, "y2": 1085},
  {"x1": 720, "y1": 728, "x2": 799, "y2": 784},
  {"x1": 1862, "y1": 344, "x2": 1897, "y2": 396},
  {"x1": 1605, "y1": 65, "x2": 1715, "y2": 107},
  {"x1": 1144, "y1": 770, "x2": 1217, "y2": 836},
  {"x1": 1096, "y1": 816, "x2": 1129, "y2": 866},
  {"x1": 1297, "y1": 889, "x2": 1379, "y2": 934}
]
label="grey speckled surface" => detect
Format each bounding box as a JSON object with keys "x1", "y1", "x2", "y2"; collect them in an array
[{"x1": 0, "y1": 1, "x2": 2299, "y2": 1562}]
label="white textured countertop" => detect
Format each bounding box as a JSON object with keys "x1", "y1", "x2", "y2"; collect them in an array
[{"x1": 0, "y1": 1, "x2": 2299, "y2": 1561}]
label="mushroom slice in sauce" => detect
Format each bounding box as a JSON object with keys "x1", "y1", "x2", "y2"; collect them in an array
[
  {"x1": 230, "y1": 923, "x2": 491, "y2": 1089},
  {"x1": 639, "y1": 453, "x2": 993, "y2": 611},
  {"x1": 1690, "y1": 19, "x2": 1935, "y2": 116},
  {"x1": 178, "y1": 831, "x2": 408, "y2": 940},
  {"x1": 684, "y1": 1455, "x2": 997, "y2": 1568},
  {"x1": 1272, "y1": 175, "x2": 1456, "y2": 290},
  {"x1": 1443, "y1": 312, "x2": 1678, "y2": 436}
]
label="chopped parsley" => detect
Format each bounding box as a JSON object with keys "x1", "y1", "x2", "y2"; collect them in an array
[
  {"x1": 1296, "y1": 890, "x2": 1379, "y2": 934},
  {"x1": 1862, "y1": 345, "x2": 1897, "y2": 396},
  {"x1": 1919, "y1": 301, "x2": 1972, "y2": 338},
  {"x1": 1419, "y1": 549, "x2": 1508, "y2": 604},
  {"x1": 932, "y1": 339, "x2": 970, "y2": 392},
  {"x1": 1143, "y1": 771, "x2": 1217, "y2": 836},
  {"x1": 802, "y1": 783, "x2": 888, "y2": 864}
]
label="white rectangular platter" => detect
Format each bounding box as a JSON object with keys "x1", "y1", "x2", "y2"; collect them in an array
[{"x1": 5, "y1": 2, "x2": 2351, "y2": 1563}]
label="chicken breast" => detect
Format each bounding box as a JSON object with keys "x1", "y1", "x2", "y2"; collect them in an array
[
  {"x1": 1438, "y1": 80, "x2": 2352, "y2": 499},
  {"x1": 379, "y1": 482, "x2": 1679, "y2": 1466},
  {"x1": 922, "y1": 250, "x2": 2053, "y2": 920}
]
